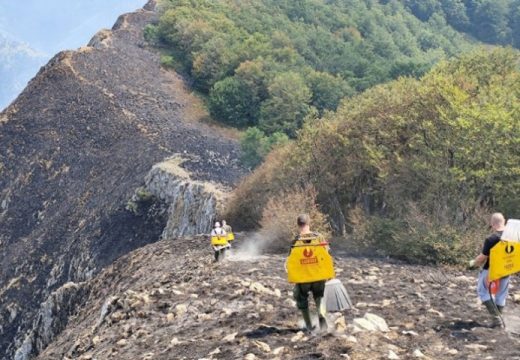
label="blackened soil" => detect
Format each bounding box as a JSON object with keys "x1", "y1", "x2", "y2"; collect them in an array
[
  {"x1": 0, "y1": 1, "x2": 244, "y2": 357},
  {"x1": 39, "y1": 237, "x2": 520, "y2": 360}
]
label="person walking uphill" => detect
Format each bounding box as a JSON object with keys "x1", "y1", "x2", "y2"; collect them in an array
[
  {"x1": 286, "y1": 214, "x2": 335, "y2": 332},
  {"x1": 222, "y1": 220, "x2": 235, "y2": 243},
  {"x1": 210, "y1": 222, "x2": 229, "y2": 262},
  {"x1": 469, "y1": 212, "x2": 510, "y2": 328}
]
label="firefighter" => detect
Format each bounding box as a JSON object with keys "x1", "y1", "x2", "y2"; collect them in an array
[
  {"x1": 469, "y1": 213, "x2": 509, "y2": 328},
  {"x1": 286, "y1": 214, "x2": 334, "y2": 331},
  {"x1": 210, "y1": 222, "x2": 229, "y2": 262}
]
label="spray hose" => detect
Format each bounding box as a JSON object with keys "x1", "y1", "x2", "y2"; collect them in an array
[{"x1": 489, "y1": 285, "x2": 506, "y2": 329}]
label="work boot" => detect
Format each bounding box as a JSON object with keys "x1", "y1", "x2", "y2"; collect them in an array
[
  {"x1": 300, "y1": 308, "x2": 313, "y2": 331},
  {"x1": 497, "y1": 305, "x2": 504, "y2": 314},
  {"x1": 315, "y1": 297, "x2": 328, "y2": 331},
  {"x1": 483, "y1": 300, "x2": 503, "y2": 328},
  {"x1": 318, "y1": 316, "x2": 328, "y2": 331}
]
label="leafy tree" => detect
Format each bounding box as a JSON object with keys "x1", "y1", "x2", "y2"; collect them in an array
[
  {"x1": 240, "y1": 127, "x2": 289, "y2": 168},
  {"x1": 266, "y1": 131, "x2": 289, "y2": 149},
  {"x1": 209, "y1": 77, "x2": 258, "y2": 127},
  {"x1": 240, "y1": 127, "x2": 268, "y2": 168},
  {"x1": 305, "y1": 71, "x2": 354, "y2": 114},
  {"x1": 259, "y1": 72, "x2": 313, "y2": 136},
  {"x1": 404, "y1": 0, "x2": 440, "y2": 20},
  {"x1": 192, "y1": 36, "x2": 238, "y2": 91},
  {"x1": 143, "y1": 24, "x2": 160, "y2": 44},
  {"x1": 511, "y1": 1, "x2": 520, "y2": 48},
  {"x1": 440, "y1": 0, "x2": 470, "y2": 30},
  {"x1": 208, "y1": 59, "x2": 270, "y2": 127},
  {"x1": 471, "y1": 0, "x2": 511, "y2": 44},
  {"x1": 390, "y1": 60, "x2": 431, "y2": 78},
  {"x1": 234, "y1": 60, "x2": 269, "y2": 101}
]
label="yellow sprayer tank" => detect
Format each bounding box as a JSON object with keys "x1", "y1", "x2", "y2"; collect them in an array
[
  {"x1": 489, "y1": 219, "x2": 520, "y2": 281},
  {"x1": 211, "y1": 235, "x2": 229, "y2": 246},
  {"x1": 287, "y1": 238, "x2": 335, "y2": 283}
]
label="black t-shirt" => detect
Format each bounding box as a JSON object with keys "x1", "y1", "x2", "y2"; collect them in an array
[{"x1": 482, "y1": 231, "x2": 503, "y2": 270}]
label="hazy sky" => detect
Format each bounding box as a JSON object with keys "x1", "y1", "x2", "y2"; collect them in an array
[
  {"x1": 0, "y1": 0, "x2": 147, "y2": 109},
  {"x1": 0, "y1": 0, "x2": 147, "y2": 54}
]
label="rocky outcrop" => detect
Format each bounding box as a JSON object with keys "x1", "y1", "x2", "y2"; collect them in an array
[
  {"x1": 0, "y1": 1, "x2": 244, "y2": 358},
  {"x1": 141, "y1": 156, "x2": 226, "y2": 238},
  {"x1": 14, "y1": 282, "x2": 90, "y2": 360},
  {"x1": 36, "y1": 237, "x2": 520, "y2": 360}
]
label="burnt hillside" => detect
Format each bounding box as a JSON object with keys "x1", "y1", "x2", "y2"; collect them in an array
[
  {"x1": 37, "y1": 236, "x2": 520, "y2": 360},
  {"x1": 0, "y1": 1, "x2": 244, "y2": 358}
]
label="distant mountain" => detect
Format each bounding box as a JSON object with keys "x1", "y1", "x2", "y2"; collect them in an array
[
  {"x1": 0, "y1": 35, "x2": 46, "y2": 109},
  {"x1": 0, "y1": 0, "x2": 146, "y2": 109},
  {"x1": 0, "y1": 0, "x2": 147, "y2": 55}
]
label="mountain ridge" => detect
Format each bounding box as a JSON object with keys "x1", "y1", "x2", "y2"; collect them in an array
[{"x1": 0, "y1": 1, "x2": 244, "y2": 358}]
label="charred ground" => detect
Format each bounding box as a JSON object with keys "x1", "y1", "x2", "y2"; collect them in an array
[
  {"x1": 38, "y1": 236, "x2": 520, "y2": 360},
  {"x1": 0, "y1": 1, "x2": 244, "y2": 358}
]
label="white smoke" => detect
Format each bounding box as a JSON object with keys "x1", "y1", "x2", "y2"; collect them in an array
[{"x1": 227, "y1": 232, "x2": 273, "y2": 261}]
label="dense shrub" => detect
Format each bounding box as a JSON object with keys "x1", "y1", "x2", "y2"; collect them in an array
[
  {"x1": 240, "y1": 127, "x2": 289, "y2": 169},
  {"x1": 259, "y1": 186, "x2": 331, "y2": 253},
  {"x1": 349, "y1": 205, "x2": 486, "y2": 265}
]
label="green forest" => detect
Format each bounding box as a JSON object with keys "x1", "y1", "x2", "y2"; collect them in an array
[
  {"x1": 147, "y1": 1, "x2": 519, "y2": 264},
  {"x1": 148, "y1": 0, "x2": 519, "y2": 167},
  {"x1": 226, "y1": 48, "x2": 520, "y2": 264},
  {"x1": 401, "y1": 0, "x2": 520, "y2": 47},
  {"x1": 147, "y1": 0, "x2": 478, "y2": 160}
]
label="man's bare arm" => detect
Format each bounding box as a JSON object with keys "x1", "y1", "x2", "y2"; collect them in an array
[{"x1": 470, "y1": 253, "x2": 488, "y2": 268}]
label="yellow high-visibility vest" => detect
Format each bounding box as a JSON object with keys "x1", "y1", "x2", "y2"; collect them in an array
[
  {"x1": 287, "y1": 236, "x2": 335, "y2": 283},
  {"x1": 227, "y1": 232, "x2": 235, "y2": 241}
]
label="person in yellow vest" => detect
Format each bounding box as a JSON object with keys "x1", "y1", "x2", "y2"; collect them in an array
[
  {"x1": 288, "y1": 214, "x2": 329, "y2": 331},
  {"x1": 469, "y1": 212, "x2": 509, "y2": 328},
  {"x1": 211, "y1": 221, "x2": 229, "y2": 262},
  {"x1": 222, "y1": 220, "x2": 234, "y2": 242}
]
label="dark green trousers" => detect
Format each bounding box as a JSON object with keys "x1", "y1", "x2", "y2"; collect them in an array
[{"x1": 293, "y1": 281, "x2": 325, "y2": 310}]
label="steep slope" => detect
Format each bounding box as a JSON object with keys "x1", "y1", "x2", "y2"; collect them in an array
[
  {"x1": 37, "y1": 237, "x2": 520, "y2": 359},
  {"x1": 0, "y1": 1, "x2": 244, "y2": 358},
  {"x1": 399, "y1": 0, "x2": 520, "y2": 48}
]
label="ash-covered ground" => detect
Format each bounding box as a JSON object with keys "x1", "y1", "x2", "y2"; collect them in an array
[
  {"x1": 0, "y1": 1, "x2": 245, "y2": 356},
  {"x1": 38, "y1": 236, "x2": 520, "y2": 360}
]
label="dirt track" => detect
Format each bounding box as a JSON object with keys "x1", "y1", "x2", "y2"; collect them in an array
[{"x1": 38, "y1": 236, "x2": 520, "y2": 360}]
